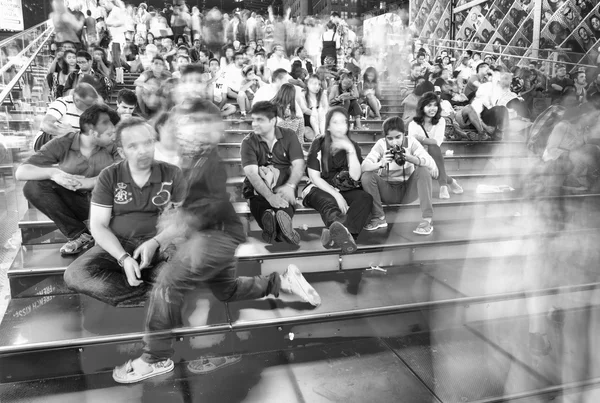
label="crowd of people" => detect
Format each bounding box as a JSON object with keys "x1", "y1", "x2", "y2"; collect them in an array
[{"x1": 10, "y1": 0, "x2": 600, "y2": 384}]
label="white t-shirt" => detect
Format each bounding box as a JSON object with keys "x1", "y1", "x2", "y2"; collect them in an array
[
  {"x1": 267, "y1": 56, "x2": 292, "y2": 73},
  {"x1": 253, "y1": 84, "x2": 279, "y2": 103},
  {"x1": 407, "y1": 120, "x2": 446, "y2": 147},
  {"x1": 224, "y1": 64, "x2": 244, "y2": 93}
]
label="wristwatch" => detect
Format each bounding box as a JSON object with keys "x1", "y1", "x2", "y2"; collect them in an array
[{"x1": 118, "y1": 252, "x2": 131, "y2": 267}]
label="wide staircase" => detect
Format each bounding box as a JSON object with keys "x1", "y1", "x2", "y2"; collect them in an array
[{"x1": 4, "y1": 68, "x2": 600, "y2": 401}]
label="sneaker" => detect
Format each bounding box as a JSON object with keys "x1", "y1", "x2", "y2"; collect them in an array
[
  {"x1": 280, "y1": 264, "x2": 321, "y2": 306},
  {"x1": 364, "y1": 217, "x2": 388, "y2": 231},
  {"x1": 439, "y1": 185, "x2": 450, "y2": 199},
  {"x1": 329, "y1": 221, "x2": 357, "y2": 254},
  {"x1": 449, "y1": 180, "x2": 464, "y2": 194},
  {"x1": 276, "y1": 210, "x2": 300, "y2": 245},
  {"x1": 261, "y1": 210, "x2": 277, "y2": 244},
  {"x1": 320, "y1": 228, "x2": 336, "y2": 249},
  {"x1": 60, "y1": 232, "x2": 94, "y2": 256}
]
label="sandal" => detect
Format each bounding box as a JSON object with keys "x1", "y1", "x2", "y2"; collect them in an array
[
  {"x1": 113, "y1": 358, "x2": 174, "y2": 384},
  {"x1": 187, "y1": 355, "x2": 242, "y2": 374},
  {"x1": 413, "y1": 221, "x2": 433, "y2": 235}
]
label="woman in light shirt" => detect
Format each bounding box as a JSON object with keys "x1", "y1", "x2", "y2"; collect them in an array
[{"x1": 408, "y1": 92, "x2": 463, "y2": 199}]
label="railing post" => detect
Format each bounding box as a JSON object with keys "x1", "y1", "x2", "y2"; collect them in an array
[{"x1": 532, "y1": 0, "x2": 542, "y2": 60}]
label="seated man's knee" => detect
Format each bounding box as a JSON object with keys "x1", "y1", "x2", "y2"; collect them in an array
[
  {"x1": 22, "y1": 180, "x2": 50, "y2": 202},
  {"x1": 360, "y1": 170, "x2": 379, "y2": 186},
  {"x1": 63, "y1": 264, "x2": 85, "y2": 291}
]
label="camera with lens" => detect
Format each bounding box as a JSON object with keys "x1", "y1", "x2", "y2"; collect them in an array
[{"x1": 388, "y1": 144, "x2": 406, "y2": 166}]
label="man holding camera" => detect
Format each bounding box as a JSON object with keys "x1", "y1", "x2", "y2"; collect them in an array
[{"x1": 361, "y1": 117, "x2": 437, "y2": 235}]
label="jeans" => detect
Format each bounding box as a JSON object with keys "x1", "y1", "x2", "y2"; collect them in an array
[
  {"x1": 426, "y1": 145, "x2": 454, "y2": 187},
  {"x1": 248, "y1": 194, "x2": 295, "y2": 230},
  {"x1": 64, "y1": 236, "x2": 164, "y2": 306},
  {"x1": 141, "y1": 230, "x2": 281, "y2": 363},
  {"x1": 361, "y1": 167, "x2": 433, "y2": 220},
  {"x1": 303, "y1": 187, "x2": 373, "y2": 236},
  {"x1": 23, "y1": 180, "x2": 90, "y2": 240}
]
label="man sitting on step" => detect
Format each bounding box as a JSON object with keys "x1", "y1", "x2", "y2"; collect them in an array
[
  {"x1": 241, "y1": 101, "x2": 305, "y2": 244},
  {"x1": 361, "y1": 117, "x2": 437, "y2": 235},
  {"x1": 111, "y1": 100, "x2": 320, "y2": 383},
  {"x1": 63, "y1": 118, "x2": 187, "y2": 306},
  {"x1": 16, "y1": 104, "x2": 120, "y2": 256}
]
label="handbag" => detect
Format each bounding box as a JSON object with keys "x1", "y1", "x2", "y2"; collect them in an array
[{"x1": 331, "y1": 170, "x2": 360, "y2": 192}]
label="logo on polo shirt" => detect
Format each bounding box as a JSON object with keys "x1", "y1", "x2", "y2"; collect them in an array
[{"x1": 114, "y1": 183, "x2": 133, "y2": 204}]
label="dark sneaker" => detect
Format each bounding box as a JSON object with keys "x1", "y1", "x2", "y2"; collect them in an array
[
  {"x1": 329, "y1": 222, "x2": 357, "y2": 254},
  {"x1": 280, "y1": 264, "x2": 321, "y2": 306},
  {"x1": 261, "y1": 210, "x2": 277, "y2": 244},
  {"x1": 60, "y1": 232, "x2": 94, "y2": 256},
  {"x1": 276, "y1": 210, "x2": 300, "y2": 245}
]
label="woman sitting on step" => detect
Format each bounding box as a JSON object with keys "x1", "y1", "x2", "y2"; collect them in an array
[{"x1": 408, "y1": 92, "x2": 464, "y2": 199}]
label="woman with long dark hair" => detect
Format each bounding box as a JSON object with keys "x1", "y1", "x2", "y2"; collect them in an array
[
  {"x1": 301, "y1": 74, "x2": 328, "y2": 140},
  {"x1": 361, "y1": 66, "x2": 382, "y2": 120},
  {"x1": 408, "y1": 92, "x2": 463, "y2": 199},
  {"x1": 47, "y1": 49, "x2": 78, "y2": 99},
  {"x1": 92, "y1": 47, "x2": 113, "y2": 81},
  {"x1": 271, "y1": 83, "x2": 305, "y2": 143},
  {"x1": 303, "y1": 107, "x2": 373, "y2": 254}
]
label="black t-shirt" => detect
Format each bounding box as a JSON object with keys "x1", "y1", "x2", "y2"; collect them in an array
[
  {"x1": 306, "y1": 136, "x2": 363, "y2": 186},
  {"x1": 182, "y1": 149, "x2": 246, "y2": 244}
]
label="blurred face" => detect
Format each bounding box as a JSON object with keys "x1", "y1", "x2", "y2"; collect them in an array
[
  {"x1": 299, "y1": 48, "x2": 307, "y2": 58},
  {"x1": 162, "y1": 38, "x2": 172, "y2": 49},
  {"x1": 385, "y1": 129, "x2": 404, "y2": 148},
  {"x1": 576, "y1": 73, "x2": 587, "y2": 85},
  {"x1": 117, "y1": 101, "x2": 136, "y2": 118},
  {"x1": 366, "y1": 71, "x2": 375, "y2": 81},
  {"x1": 234, "y1": 54, "x2": 244, "y2": 67},
  {"x1": 246, "y1": 70, "x2": 256, "y2": 81},
  {"x1": 341, "y1": 77, "x2": 352, "y2": 90},
  {"x1": 73, "y1": 93, "x2": 97, "y2": 111},
  {"x1": 307, "y1": 77, "x2": 320, "y2": 94},
  {"x1": 557, "y1": 67, "x2": 566, "y2": 77},
  {"x1": 93, "y1": 50, "x2": 103, "y2": 61},
  {"x1": 579, "y1": 28, "x2": 589, "y2": 41},
  {"x1": 198, "y1": 51, "x2": 208, "y2": 63},
  {"x1": 592, "y1": 17, "x2": 600, "y2": 30},
  {"x1": 251, "y1": 113, "x2": 276, "y2": 135},
  {"x1": 135, "y1": 36, "x2": 145, "y2": 46},
  {"x1": 119, "y1": 125, "x2": 155, "y2": 170},
  {"x1": 327, "y1": 111, "x2": 348, "y2": 138},
  {"x1": 76, "y1": 56, "x2": 91, "y2": 72},
  {"x1": 66, "y1": 52, "x2": 77, "y2": 66},
  {"x1": 177, "y1": 56, "x2": 189, "y2": 70},
  {"x1": 257, "y1": 39, "x2": 263, "y2": 47},
  {"x1": 423, "y1": 101, "x2": 438, "y2": 118},
  {"x1": 151, "y1": 59, "x2": 165, "y2": 76},
  {"x1": 274, "y1": 45, "x2": 284, "y2": 57},
  {"x1": 90, "y1": 112, "x2": 116, "y2": 147},
  {"x1": 209, "y1": 60, "x2": 220, "y2": 74},
  {"x1": 478, "y1": 65, "x2": 489, "y2": 77},
  {"x1": 226, "y1": 48, "x2": 234, "y2": 58},
  {"x1": 63, "y1": 43, "x2": 76, "y2": 52}
]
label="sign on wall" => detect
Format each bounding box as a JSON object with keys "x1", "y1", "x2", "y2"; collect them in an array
[{"x1": 0, "y1": 0, "x2": 24, "y2": 31}]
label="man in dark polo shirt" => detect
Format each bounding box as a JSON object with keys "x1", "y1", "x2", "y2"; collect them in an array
[
  {"x1": 63, "y1": 118, "x2": 187, "y2": 306},
  {"x1": 15, "y1": 104, "x2": 120, "y2": 255},
  {"x1": 241, "y1": 101, "x2": 306, "y2": 245},
  {"x1": 111, "y1": 99, "x2": 321, "y2": 384}
]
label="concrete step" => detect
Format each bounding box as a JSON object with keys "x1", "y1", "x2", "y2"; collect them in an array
[
  {"x1": 12, "y1": 200, "x2": 600, "y2": 299},
  {"x1": 218, "y1": 140, "x2": 530, "y2": 158},
  {"x1": 220, "y1": 154, "x2": 536, "y2": 178},
  {"x1": 2, "y1": 251, "x2": 600, "y2": 383}
]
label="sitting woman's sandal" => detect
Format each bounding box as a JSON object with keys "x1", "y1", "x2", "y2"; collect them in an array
[{"x1": 413, "y1": 220, "x2": 433, "y2": 235}]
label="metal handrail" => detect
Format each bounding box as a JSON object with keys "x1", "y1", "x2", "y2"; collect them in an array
[
  {"x1": 0, "y1": 24, "x2": 54, "y2": 105},
  {"x1": 0, "y1": 27, "x2": 52, "y2": 77},
  {"x1": 0, "y1": 20, "x2": 50, "y2": 48}
]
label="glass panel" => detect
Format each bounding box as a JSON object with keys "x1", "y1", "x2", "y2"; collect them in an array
[{"x1": 0, "y1": 20, "x2": 54, "y2": 252}]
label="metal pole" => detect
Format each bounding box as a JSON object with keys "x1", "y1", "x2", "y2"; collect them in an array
[
  {"x1": 450, "y1": 0, "x2": 455, "y2": 42},
  {"x1": 532, "y1": 0, "x2": 542, "y2": 59}
]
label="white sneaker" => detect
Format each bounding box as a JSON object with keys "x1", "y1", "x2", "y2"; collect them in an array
[
  {"x1": 280, "y1": 264, "x2": 321, "y2": 307},
  {"x1": 439, "y1": 185, "x2": 450, "y2": 199},
  {"x1": 449, "y1": 180, "x2": 464, "y2": 194}
]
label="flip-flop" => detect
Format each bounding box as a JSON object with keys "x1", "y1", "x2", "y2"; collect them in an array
[
  {"x1": 113, "y1": 359, "x2": 174, "y2": 384},
  {"x1": 187, "y1": 355, "x2": 242, "y2": 374}
]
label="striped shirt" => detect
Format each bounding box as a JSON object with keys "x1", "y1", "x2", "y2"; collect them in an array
[{"x1": 46, "y1": 95, "x2": 84, "y2": 132}]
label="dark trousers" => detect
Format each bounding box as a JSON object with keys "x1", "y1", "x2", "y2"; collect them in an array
[
  {"x1": 64, "y1": 236, "x2": 164, "y2": 306},
  {"x1": 111, "y1": 42, "x2": 122, "y2": 68},
  {"x1": 339, "y1": 99, "x2": 362, "y2": 118},
  {"x1": 361, "y1": 167, "x2": 433, "y2": 219},
  {"x1": 248, "y1": 194, "x2": 295, "y2": 230},
  {"x1": 141, "y1": 230, "x2": 281, "y2": 363},
  {"x1": 481, "y1": 105, "x2": 509, "y2": 130},
  {"x1": 426, "y1": 145, "x2": 454, "y2": 187},
  {"x1": 23, "y1": 180, "x2": 90, "y2": 240},
  {"x1": 303, "y1": 187, "x2": 373, "y2": 236}
]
